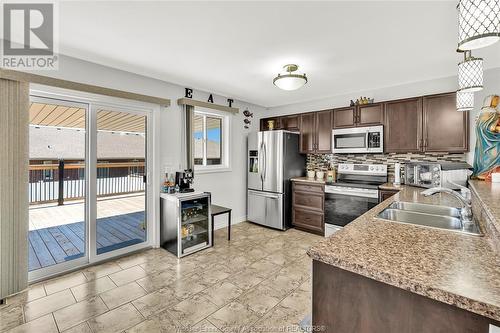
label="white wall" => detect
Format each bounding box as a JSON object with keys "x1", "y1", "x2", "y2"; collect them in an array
[
  {"x1": 22, "y1": 54, "x2": 267, "y2": 227},
  {"x1": 265, "y1": 67, "x2": 500, "y2": 165}
]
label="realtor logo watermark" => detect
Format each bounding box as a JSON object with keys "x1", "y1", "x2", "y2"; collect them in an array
[{"x1": 1, "y1": 2, "x2": 58, "y2": 70}]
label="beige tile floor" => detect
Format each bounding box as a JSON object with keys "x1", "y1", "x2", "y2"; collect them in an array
[{"x1": 1, "y1": 222, "x2": 322, "y2": 333}]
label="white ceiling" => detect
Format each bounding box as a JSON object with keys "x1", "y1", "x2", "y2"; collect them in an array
[{"x1": 50, "y1": 1, "x2": 500, "y2": 107}]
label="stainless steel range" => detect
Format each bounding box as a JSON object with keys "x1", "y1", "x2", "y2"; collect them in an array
[{"x1": 325, "y1": 163, "x2": 388, "y2": 236}]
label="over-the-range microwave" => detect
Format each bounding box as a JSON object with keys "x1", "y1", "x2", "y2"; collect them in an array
[{"x1": 332, "y1": 125, "x2": 383, "y2": 154}]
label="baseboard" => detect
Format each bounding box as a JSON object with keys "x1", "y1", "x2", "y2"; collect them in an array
[{"x1": 213, "y1": 215, "x2": 247, "y2": 230}]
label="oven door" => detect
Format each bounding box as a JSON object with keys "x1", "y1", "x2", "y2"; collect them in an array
[{"x1": 324, "y1": 186, "x2": 379, "y2": 227}]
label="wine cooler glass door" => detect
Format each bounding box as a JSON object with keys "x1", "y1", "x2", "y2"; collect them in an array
[{"x1": 180, "y1": 196, "x2": 210, "y2": 255}]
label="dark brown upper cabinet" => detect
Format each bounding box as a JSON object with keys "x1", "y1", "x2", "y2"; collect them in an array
[
  {"x1": 333, "y1": 104, "x2": 383, "y2": 128},
  {"x1": 261, "y1": 92, "x2": 468, "y2": 155},
  {"x1": 332, "y1": 107, "x2": 356, "y2": 128},
  {"x1": 423, "y1": 93, "x2": 469, "y2": 152},
  {"x1": 299, "y1": 110, "x2": 333, "y2": 154},
  {"x1": 282, "y1": 115, "x2": 300, "y2": 131},
  {"x1": 358, "y1": 103, "x2": 384, "y2": 126},
  {"x1": 260, "y1": 115, "x2": 300, "y2": 131},
  {"x1": 316, "y1": 110, "x2": 333, "y2": 153},
  {"x1": 299, "y1": 112, "x2": 316, "y2": 153},
  {"x1": 259, "y1": 117, "x2": 282, "y2": 131},
  {"x1": 384, "y1": 98, "x2": 423, "y2": 153},
  {"x1": 384, "y1": 93, "x2": 468, "y2": 153}
]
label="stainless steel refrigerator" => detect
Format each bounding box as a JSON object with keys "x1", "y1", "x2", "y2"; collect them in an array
[{"x1": 247, "y1": 130, "x2": 305, "y2": 230}]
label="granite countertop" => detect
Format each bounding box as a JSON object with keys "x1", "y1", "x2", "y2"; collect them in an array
[
  {"x1": 291, "y1": 176, "x2": 326, "y2": 184},
  {"x1": 307, "y1": 185, "x2": 500, "y2": 322},
  {"x1": 469, "y1": 180, "x2": 500, "y2": 237},
  {"x1": 379, "y1": 182, "x2": 404, "y2": 191}
]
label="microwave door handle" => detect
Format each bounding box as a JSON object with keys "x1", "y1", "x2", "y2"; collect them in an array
[{"x1": 365, "y1": 130, "x2": 369, "y2": 149}]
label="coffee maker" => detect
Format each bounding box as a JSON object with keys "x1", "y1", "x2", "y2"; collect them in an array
[{"x1": 175, "y1": 169, "x2": 194, "y2": 193}]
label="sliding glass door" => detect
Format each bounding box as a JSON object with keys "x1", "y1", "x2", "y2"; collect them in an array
[
  {"x1": 28, "y1": 96, "x2": 90, "y2": 279},
  {"x1": 28, "y1": 93, "x2": 152, "y2": 281},
  {"x1": 93, "y1": 108, "x2": 147, "y2": 257}
]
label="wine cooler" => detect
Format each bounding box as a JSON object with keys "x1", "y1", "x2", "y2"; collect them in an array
[{"x1": 160, "y1": 192, "x2": 212, "y2": 257}]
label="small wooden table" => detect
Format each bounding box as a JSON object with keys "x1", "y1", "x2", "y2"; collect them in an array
[{"x1": 211, "y1": 204, "x2": 232, "y2": 244}]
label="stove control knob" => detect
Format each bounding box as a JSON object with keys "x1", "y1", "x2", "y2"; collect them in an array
[{"x1": 369, "y1": 166, "x2": 374, "y2": 171}]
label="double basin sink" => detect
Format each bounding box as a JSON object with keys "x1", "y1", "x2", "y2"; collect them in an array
[{"x1": 377, "y1": 201, "x2": 482, "y2": 236}]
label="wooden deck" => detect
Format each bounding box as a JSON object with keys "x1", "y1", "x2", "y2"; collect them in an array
[{"x1": 29, "y1": 212, "x2": 146, "y2": 271}]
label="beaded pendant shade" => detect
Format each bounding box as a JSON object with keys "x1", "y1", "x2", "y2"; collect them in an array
[
  {"x1": 458, "y1": 51, "x2": 483, "y2": 92},
  {"x1": 458, "y1": 0, "x2": 500, "y2": 50},
  {"x1": 456, "y1": 90, "x2": 475, "y2": 111}
]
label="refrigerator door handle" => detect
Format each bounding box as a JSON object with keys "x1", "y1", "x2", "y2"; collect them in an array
[
  {"x1": 262, "y1": 142, "x2": 266, "y2": 182},
  {"x1": 259, "y1": 143, "x2": 264, "y2": 181},
  {"x1": 248, "y1": 189, "x2": 279, "y2": 199}
]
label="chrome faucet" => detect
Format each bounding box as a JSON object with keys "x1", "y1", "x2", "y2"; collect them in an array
[{"x1": 421, "y1": 187, "x2": 473, "y2": 224}]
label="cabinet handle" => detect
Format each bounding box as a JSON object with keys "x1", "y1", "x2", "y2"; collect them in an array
[{"x1": 424, "y1": 139, "x2": 428, "y2": 148}]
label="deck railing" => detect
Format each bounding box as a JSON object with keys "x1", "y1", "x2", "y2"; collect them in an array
[{"x1": 29, "y1": 161, "x2": 145, "y2": 205}]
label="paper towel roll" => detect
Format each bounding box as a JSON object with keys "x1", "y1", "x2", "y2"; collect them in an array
[{"x1": 394, "y1": 163, "x2": 401, "y2": 185}]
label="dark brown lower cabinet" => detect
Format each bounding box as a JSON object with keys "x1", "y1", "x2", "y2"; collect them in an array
[
  {"x1": 292, "y1": 182, "x2": 325, "y2": 235},
  {"x1": 313, "y1": 261, "x2": 499, "y2": 333},
  {"x1": 379, "y1": 189, "x2": 399, "y2": 202}
]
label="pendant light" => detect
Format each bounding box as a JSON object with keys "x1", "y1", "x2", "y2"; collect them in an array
[
  {"x1": 456, "y1": 90, "x2": 475, "y2": 111},
  {"x1": 457, "y1": 0, "x2": 500, "y2": 50},
  {"x1": 458, "y1": 50, "x2": 483, "y2": 92},
  {"x1": 273, "y1": 64, "x2": 308, "y2": 91}
]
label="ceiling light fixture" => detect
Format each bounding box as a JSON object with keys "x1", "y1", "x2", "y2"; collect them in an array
[
  {"x1": 457, "y1": 0, "x2": 500, "y2": 50},
  {"x1": 273, "y1": 64, "x2": 307, "y2": 91},
  {"x1": 456, "y1": 90, "x2": 475, "y2": 111},
  {"x1": 458, "y1": 50, "x2": 483, "y2": 92}
]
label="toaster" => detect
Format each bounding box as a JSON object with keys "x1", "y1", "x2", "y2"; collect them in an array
[{"x1": 404, "y1": 162, "x2": 472, "y2": 189}]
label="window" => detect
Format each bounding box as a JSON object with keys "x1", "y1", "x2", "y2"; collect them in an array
[{"x1": 193, "y1": 110, "x2": 229, "y2": 171}]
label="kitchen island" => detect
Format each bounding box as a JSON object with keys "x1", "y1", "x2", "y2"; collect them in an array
[{"x1": 307, "y1": 183, "x2": 500, "y2": 332}]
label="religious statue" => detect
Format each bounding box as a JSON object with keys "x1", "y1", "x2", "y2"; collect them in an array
[{"x1": 473, "y1": 95, "x2": 500, "y2": 181}]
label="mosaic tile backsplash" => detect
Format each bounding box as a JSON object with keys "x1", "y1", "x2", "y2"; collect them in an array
[{"x1": 306, "y1": 152, "x2": 468, "y2": 182}]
